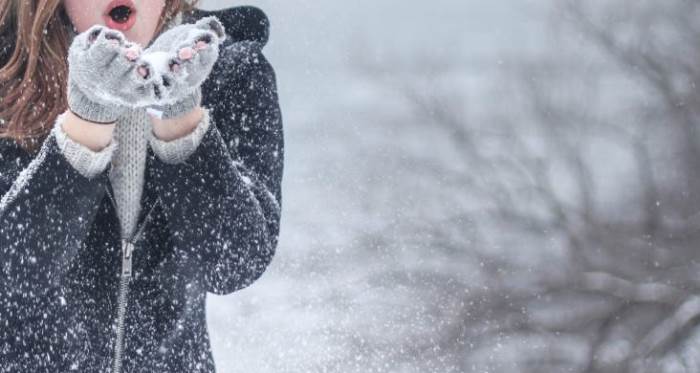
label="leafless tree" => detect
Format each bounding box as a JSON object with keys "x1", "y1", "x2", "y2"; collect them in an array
[{"x1": 346, "y1": 1, "x2": 700, "y2": 372}]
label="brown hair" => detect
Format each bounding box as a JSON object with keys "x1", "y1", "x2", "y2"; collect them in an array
[{"x1": 0, "y1": 0, "x2": 197, "y2": 153}]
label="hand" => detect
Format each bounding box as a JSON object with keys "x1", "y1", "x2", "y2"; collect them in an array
[
  {"x1": 67, "y1": 25, "x2": 161, "y2": 124},
  {"x1": 141, "y1": 16, "x2": 227, "y2": 120}
]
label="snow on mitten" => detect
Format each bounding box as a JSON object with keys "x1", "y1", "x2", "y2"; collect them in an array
[
  {"x1": 67, "y1": 25, "x2": 160, "y2": 123},
  {"x1": 142, "y1": 16, "x2": 226, "y2": 120}
]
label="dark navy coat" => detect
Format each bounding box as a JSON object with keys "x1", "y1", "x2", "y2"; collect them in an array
[{"x1": 0, "y1": 6, "x2": 283, "y2": 372}]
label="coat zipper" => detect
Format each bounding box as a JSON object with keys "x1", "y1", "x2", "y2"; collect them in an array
[
  {"x1": 105, "y1": 183, "x2": 160, "y2": 373},
  {"x1": 112, "y1": 239, "x2": 133, "y2": 373}
]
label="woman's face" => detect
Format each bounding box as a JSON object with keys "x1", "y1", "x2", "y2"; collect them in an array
[{"x1": 62, "y1": 0, "x2": 167, "y2": 46}]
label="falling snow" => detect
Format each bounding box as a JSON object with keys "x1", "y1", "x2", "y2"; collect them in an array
[{"x1": 3, "y1": 0, "x2": 700, "y2": 372}]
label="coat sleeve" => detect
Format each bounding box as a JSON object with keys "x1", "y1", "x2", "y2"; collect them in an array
[
  {"x1": 149, "y1": 40, "x2": 284, "y2": 295},
  {"x1": 0, "y1": 123, "x2": 111, "y2": 295}
]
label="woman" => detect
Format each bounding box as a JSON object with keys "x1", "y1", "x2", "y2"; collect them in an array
[{"x1": 0, "y1": 1, "x2": 283, "y2": 371}]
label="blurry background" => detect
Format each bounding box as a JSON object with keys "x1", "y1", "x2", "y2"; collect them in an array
[{"x1": 201, "y1": 1, "x2": 700, "y2": 372}]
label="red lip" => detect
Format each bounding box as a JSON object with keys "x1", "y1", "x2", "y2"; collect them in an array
[{"x1": 102, "y1": 0, "x2": 137, "y2": 32}]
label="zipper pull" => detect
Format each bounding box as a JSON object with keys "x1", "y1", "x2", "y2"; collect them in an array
[{"x1": 121, "y1": 240, "x2": 134, "y2": 277}]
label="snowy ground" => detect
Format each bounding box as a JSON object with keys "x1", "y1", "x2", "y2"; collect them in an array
[{"x1": 198, "y1": 1, "x2": 550, "y2": 372}]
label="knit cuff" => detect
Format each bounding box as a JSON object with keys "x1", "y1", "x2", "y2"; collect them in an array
[
  {"x1": 147, "y1": 108, "x2": 211, "y2": 165},
  {"x1": 53, "y1": 112, "x2": 118, "y2": 179},
  {"x1": 153, "y1": 89, "x2": 202, "y2": 121},
  {"x1": 67, "y1": 82, "x2": 123, "y2": 124}
]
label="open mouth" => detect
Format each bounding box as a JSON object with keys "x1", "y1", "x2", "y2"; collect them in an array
[
  {"x1": 110, "y1": 6, "x2": 132, "y2": 23},
  {"x1": 103, "y1": 0, "x2": 137, "y2": 32}
]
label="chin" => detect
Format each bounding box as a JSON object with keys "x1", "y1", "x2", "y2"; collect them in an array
[{"x1": 120, "y1": 30, "x2": 150, "y2": 46}]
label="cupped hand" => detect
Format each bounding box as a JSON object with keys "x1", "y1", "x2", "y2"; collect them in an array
[
  {"x1": 141, "y1": 16, "x2": 227, "y2": 119},
  {"x1": 67, "y1": 25, "x2": 162, "y2": 123}
]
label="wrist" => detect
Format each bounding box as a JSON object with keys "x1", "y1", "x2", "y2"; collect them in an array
[
  {"x1": 149, "y1": 106, "x2": 204, "y2": 142},
  {"x1": 62, "y1": 110, "x2": 116, "y2": 151}
]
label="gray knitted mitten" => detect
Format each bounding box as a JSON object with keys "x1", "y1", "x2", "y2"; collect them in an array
[
  {"x1": 143, "y1": 17, "x2": 226, "y2": 120},
  {"x1": 67, "y1": 25, "x2": 161, "y2": 124}
]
